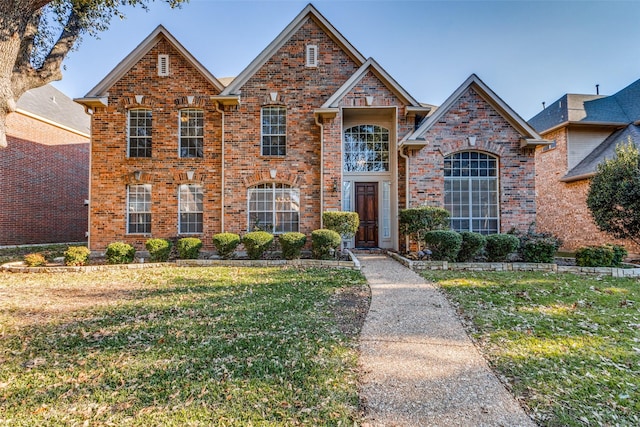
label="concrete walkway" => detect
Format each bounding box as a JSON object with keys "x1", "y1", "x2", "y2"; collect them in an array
[{"x1": 358, "y1": 254, "x2": 536, "y2": 427}]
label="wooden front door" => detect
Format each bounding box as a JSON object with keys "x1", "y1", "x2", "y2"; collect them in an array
[{"x1": 355, "y1": 182, "x2": 378, "y2": 248}]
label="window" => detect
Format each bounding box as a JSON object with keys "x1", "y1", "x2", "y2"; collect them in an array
[
  {"x1": 127, "y1": 184, "x2": 151, "y2": 234},
  {"x1": 343, "y1": 125, "x2": 390, "y2": 172},
  {"x1": 179, "y1": 184, "x2": 203, "y2": 234},
  {"x1": 158, "y1": 54, "x2": 169, "y2": 76},
  {"x1": 444, "y1": 151, "x2": 499, "y2": 234},
  {"x1": 179, "y1": 109, "x2": 204, "y2": 158},
  {"x1": 306, "y1": 44, "x2": 318, "y2": 67},
  {"x1": 248, "y1": 183, "x2": 299, "y2": 233},
  {"x1": 261, "y1": 106, "x2": 286, "y2": 156},
  {"x1": 128, "y1": 109, "x2": 152, "y2": 158},
  {"x1": 382, "y1": 181, "x2": 391, "y2": 238},
  {"x1": 542, "y1": 140, "x2": 557, "y2": 152}
]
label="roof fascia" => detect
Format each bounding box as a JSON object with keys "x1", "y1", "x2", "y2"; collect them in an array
[
  {"x1": 560, "y1": 172, "x2": 595, "y2": 183},
  {"x1": 321, "y1": 57, "x2": 422, "y2": 109},
  {"x1": 15, "y1": 108, "x2": 90, "y2": 138},
  {"x1": 221, "y1": 4, "x2": 366, "y2": 95},
  {"x1": 85, "y1": 25, "x2": 224, "y2": 97},
  {"x1": 541, "y1": 120, "x2": 627, "y2": 135}
]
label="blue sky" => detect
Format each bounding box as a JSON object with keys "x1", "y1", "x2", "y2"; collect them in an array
[{"x1": 52, "y1": 0, "x2": 640, "y2": 120}]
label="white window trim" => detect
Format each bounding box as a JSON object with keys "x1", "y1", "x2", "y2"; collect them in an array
[
  {"x1": 158, "y1": 54, "x2": 169, "y2": 77},
  {"x1": 126, "y1": 184, "x2": 152, "y2": 235},
  {"x1": 261, "y1": 106, "x2": 287, "y2": 156},
  {"x1": 247, "y1": 183, "x2": 300, "y2": 234},
  {"x1": 127, "y1": 108, "x2": 152, "y2": 158},
  {"x1": 178, "y1": 108, "x2": 204, "y2": 158},
  {"x1": 306, "y1": 44, "x2": 318, "y2": 67},
  {"x1": 178, "y1": 184, "x2": 204, "y2": 234}
]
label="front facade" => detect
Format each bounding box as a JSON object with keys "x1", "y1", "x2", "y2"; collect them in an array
[{"x1": 78, "y1": 5, "x2": 547, "y2": 252}]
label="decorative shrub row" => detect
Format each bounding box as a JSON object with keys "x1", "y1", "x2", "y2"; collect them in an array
[
  {"x1": 279, "y1": 232, "x2": 307, "y2": 260},
  {"x1": 575, "y1": 244, "x2": 627, "y2": 267},
  {"x1": 423, "y1": 231, "x2": 521, "y2": 262}
]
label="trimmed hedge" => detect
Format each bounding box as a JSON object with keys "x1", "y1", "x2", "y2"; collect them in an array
[
  {"x1": 145, "y1": 238, "x2": 172, "y2": 262},
  {"x1": 311, "y1": 229, "x2": 341, "y2": 259},
  {"x1": 485, "y1": 234, "x2": 520, "y2": 262},
  {"x1": 106, "y1": 242, "x2": 135, "y2": 264},
  {"x1": 457, "y1": 232, "x2": 486, "y2": 262},
  {"x1": 279, "y1": 232, "x2": 307, "y2": 260},
  {"x1": 24, "y1": 253, "x2": 46, "y2": 267},
  {"x1": 575, "y1": 244, "x2": 627, "y2": 267},
  {"x1": 64, "y1": 246, "x2": 91, "y2": 266},
  {"x1": 322, "y1": 211, "x2": 359, "y2": 239},
  {"x1": 176, "y1": 238, "x2": 202, "y2": 260},
  {"x1": 521, "y1": 237, "x2": 559, "y2": 263},
  {"x1": 424, "y1": 230, "x2": 462, "y2": 261},
  {"x1": 242, "y1": 231, "x2": 274, "y2": 260},
  {"x1": 212, "y1": 233, "x2": 241, "y2": 259}
]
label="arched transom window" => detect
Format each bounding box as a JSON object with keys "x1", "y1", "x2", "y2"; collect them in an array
[
  {"x1": 343, "y1": 125, "x2": 390, "y2": 172},
  {"x1": 444, "y1": 151, "x2": 499, "y2": 234},
  {"x1": 247, "y1": 183, "x2": 300, "y2": 234}
]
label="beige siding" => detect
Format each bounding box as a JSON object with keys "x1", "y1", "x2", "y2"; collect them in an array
[{"x1": 567, "y1": 127, "x2": 612, "y2": 169}]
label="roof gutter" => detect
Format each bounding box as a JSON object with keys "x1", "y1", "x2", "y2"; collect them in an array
[{"x1": 560, "y1": 172, "x2": 596, "y2": 183}]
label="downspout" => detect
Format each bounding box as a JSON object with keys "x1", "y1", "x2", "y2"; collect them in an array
[
  {"x1": 398, "y1": 144, "x2": 410, "y2": 251},
  {"x1": 314, "y1": 114, "x2": 324, "y2": 228},
  {"x1": 79, "y1": 105, "x2": 94, "y2": 251},
  {"x1": 214, "y1": 102, "x2": 225, "y2": 232}
]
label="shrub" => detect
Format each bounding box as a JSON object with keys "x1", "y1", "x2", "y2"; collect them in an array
[
  {"x1": 64, "y1": 246, "x2": 91, "y2": 266},
  {"x1": 212, "y1": 233, "x2": 241, "y2": 259},
  {"x1": 24, "y1": 253, "x2": 46, "y2": 267},
  {"x1": 242, "y1": 231, "x2": 274, "y2": 260},
  {"x1": 576, "y1": 246, "x2": 614, "y2": 267},
  {"x1": 322, "y1": 212, "x2": 359, "y2": 239},
  {"x1": 424, "y1": 230, "x2": 462, "y2": 261},
  {"x1": 311, "y1": 229, "x2": 341, "y2": 259},
  {"x1": 279, "y1": 232, "x2": 307, "y2": 260},
  {"x1": 105, "y1": 242, "x2": 135, "y2": 264},
  {"x1": 456, "y1": 232, "x2": 486, "y2": 262},
  {"x1": 145, "y1": 238, "x2": 172, "y2": 262},
  {"x1": 176, "y1": 237, "x2": 202, "y2": 260},
  {"x1": 485, "y1": 234, "x2": 520, "y2": 262},
  {"x1": 521, "y1": 237, "x2": 560, "y2": 263},
  {"x1": 399, "y1": 206, "x2": 450, "y2": 250},
  {"x1": 607, "y1": 244, "x2": 628, "y2": 267}
]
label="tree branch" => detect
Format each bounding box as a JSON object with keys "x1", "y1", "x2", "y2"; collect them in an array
[{"x1": 13, "y1": 11, "x2": 40, "y2": 74}]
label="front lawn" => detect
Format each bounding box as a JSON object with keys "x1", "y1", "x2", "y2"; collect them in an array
[
  {"x1": 0, "y1": 267, "x2": 368, "y2": 426},
  {"x1": 422, "y1": 270, "x2": 640, "y2": 426}
]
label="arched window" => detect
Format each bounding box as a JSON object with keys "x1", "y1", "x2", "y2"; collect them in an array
[
  {"x1": 343, "y1": 125, "x2": 390, "y2": 172},
  {"x1": 444, "y1": 151, "x2": 498, "y2": 234},
  {"x1": 247, "y1": 183, "x2": 299, "y2": 233}
]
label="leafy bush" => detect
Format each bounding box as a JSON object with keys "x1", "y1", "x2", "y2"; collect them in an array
[
  {"x1": 212, "y1": 233, "x2": 241, "y2": 259},
  {"x1": 105, "y1": 242, "x2": 135, "y2": 264},
  {"x1": 607, "y1": 244, "x2": 628, "y2": 267},
  {"x1": 456, "y1": 232, "x2": 486, "y2": 262},
  {"x1": 576, "y1": 246, "x2": 614, "y2": 267},
  {"x1": 399, "y1": 206, "x2": 450, "y2": 250},
  {"x1": 485, "y1": 234, "x2": 520, "y2": 262},
  {"x1": 322, "y1": 212, "x2": 359, "y2": 239},
  {"x1": 24, "y1": 253, "x2": 46, "y2": 267},
  {"x1": 176, "y1": 237, "x2": 202, "y2": 260},
  {"x1": 279, "y1": 232, "x2": 307, "y2": 260},
  {"x1": 64, "y1": 246, "x2": 91, "y2": 266},
  {"x1": 145, "y1": 238, "x2": 172, "y2": 262},
  {"x1": 424, "y1": 230, "x2": 462, "y2": 261},
  {"x1": 311, "y1": 229, "x2": 341, "y2": 259},
  {"x1": 242, "y1": 231, "x2": 274, "y2": 260},
  {"x1": 521, "y1": 237, "x2": 560, "y2": 263}
]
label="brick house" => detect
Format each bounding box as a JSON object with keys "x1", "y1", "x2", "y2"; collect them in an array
[
  {"x1": 529, "y1": 78, "x2": 640, "y2": 252},
  {"x1": 76, "y1": 4, "x2": 548, "y2": 252},
  {"x1": 1, "y1": 84, "x2": 90, "y2": 246}
]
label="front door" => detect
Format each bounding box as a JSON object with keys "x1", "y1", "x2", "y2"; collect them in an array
[{"x1": 355, "y1": 182, "x2": 378, "y2": 248}]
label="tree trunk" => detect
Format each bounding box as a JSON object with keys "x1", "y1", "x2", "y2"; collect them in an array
[{"x1": 0, "y1": 31, "x2": 21, "y2": 148}]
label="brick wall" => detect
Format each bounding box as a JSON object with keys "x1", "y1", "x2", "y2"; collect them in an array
[{"x1": 1, "y1": 113, "x2": 89, "y2": 245}]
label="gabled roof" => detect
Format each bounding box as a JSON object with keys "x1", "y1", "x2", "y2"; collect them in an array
[
  {"x1": 83, "y1": 25, "x2": 225, "y2": 98},
  {"x1": 221, "y1": 3, "x2": 366, "y2": 96},
  {"x1": 562, "y1": 124, "x2": 640, "y2": 182},
  {"x1": 17, "y1": 84, "x2": 90, "y2": 136},
  {"x1": 404, "y1": 74, "x2": 546, "y2": 146},
  {"x1": 319, "y1": 58, "x2": 425, "y2": 109}
]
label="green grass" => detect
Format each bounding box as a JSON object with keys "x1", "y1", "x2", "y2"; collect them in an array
[
  {"x1": 0, "y1": 267, "x2": 368, "y2": 426},
  {"x1": 421, "y1": 270, "x2": 640, "y2": 426}
]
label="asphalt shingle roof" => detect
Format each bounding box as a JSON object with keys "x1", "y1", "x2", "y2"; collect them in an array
[{"x1": 16, "y1": 84, "x2": 90, "y2": 135}]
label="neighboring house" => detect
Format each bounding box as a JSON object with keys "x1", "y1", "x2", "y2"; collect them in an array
[
  {"x1": 529, "y1": 78, "x2": 640, "y2": 252},
  {"x1": 76, "y1": 4, "x2": 548, "y2": 252},
  {"x1": 0, "y1": 84, "x2": 90, "y2": 246}
]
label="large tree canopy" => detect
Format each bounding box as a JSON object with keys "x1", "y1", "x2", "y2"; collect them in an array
[
  {"x1": 586, "y1": 139, "x2": 640, "y2": 246},
  {"x1": 0, "y1": 0, "x2": 187, "y2": 148}
]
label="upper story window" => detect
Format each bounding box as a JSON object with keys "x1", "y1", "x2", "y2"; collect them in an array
[
  {"x1": 343, "y1": 125, "x2": 390, "y2": 172},
  {"x1": 128, "y1": 108, "x2": 152, "y2": 158},
  {"x1": 261, "y1": 106, "x2": 286, "y2": 156},
  {"x1": 127, "y1": 184, "x2": 151, "y2": 234},
  {"x1": 178, "y1": 184, "x2": 203, "y2": 234},
  {"x1": 306, "y1": 44, "x2": 318, "y2": 67},
  {"x1": 444, "y1": 151, "x2": 499, "y2": 235},
  {"x1": 248, "y1": 183, "x2": 299, "y2": 234},
  {"x1": 179, "y1": 109, "x2": 204, "y2": 158}
]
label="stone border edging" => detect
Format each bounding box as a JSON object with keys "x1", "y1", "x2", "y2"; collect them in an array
[
  {"x1": 1, "y1": 250, "x2": 360, "y2": 273},
  {"x1": 388, "y1": 251, "x2": 640, "y2": 278}
]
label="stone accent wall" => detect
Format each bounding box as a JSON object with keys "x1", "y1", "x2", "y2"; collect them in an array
[
  {"x1": 535, "y1": 127, "x2": 640, "y2": 252},
  {"x1": 408, "y1": 87, "x2": 536, "y2": 233},
  {"x1": 0, "y1": 113, "x2": 89, "y2": 245}
]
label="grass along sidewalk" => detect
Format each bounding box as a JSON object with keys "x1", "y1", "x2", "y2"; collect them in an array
[
  {"x1": 0, "y1": 267, "x2": 369, "y2": 426},
  {"x1": 421, "y1": 270, "x2": 639, "y2": 426}
]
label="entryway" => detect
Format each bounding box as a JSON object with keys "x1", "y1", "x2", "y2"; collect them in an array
[{"x1": 355, "y1": 182, "x2": 378, "y2": 248}]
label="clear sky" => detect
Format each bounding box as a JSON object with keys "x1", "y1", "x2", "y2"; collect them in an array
[{"x1": 52, "y1": 0, "x2": 640, "y2": 120}]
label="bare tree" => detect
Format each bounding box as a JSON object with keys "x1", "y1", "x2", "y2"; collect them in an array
[{"x1": 0, "y1": 0, "x2": 186, "y2": 148}]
